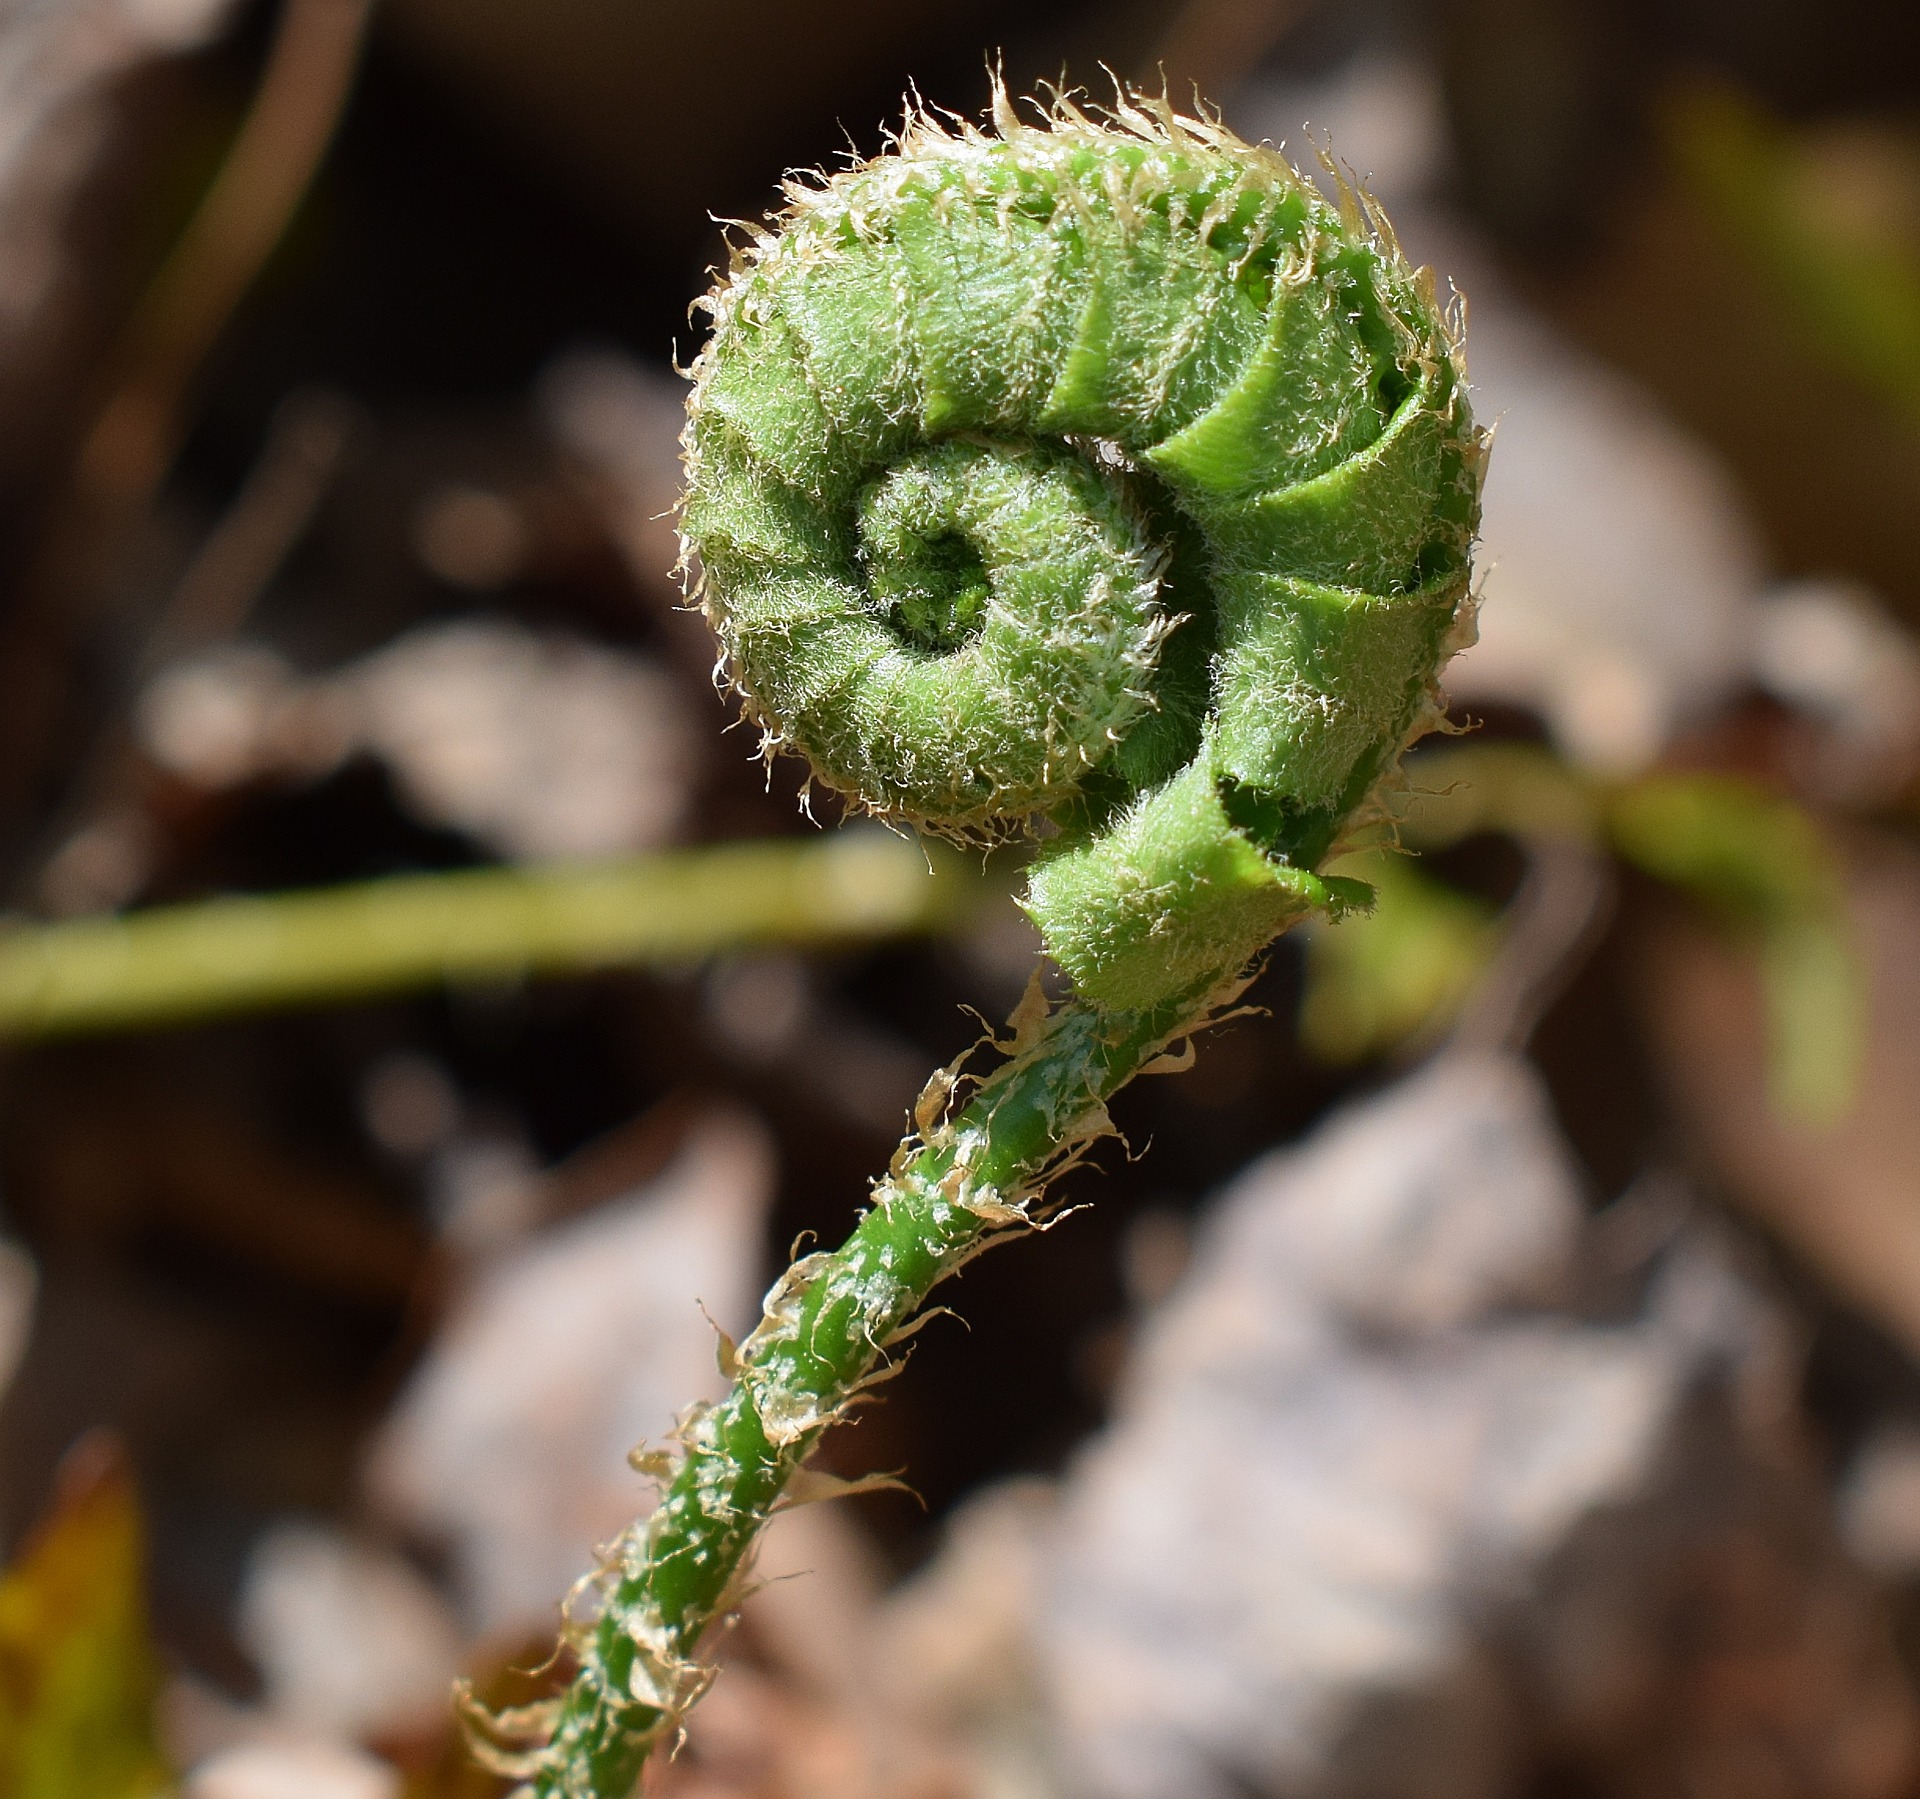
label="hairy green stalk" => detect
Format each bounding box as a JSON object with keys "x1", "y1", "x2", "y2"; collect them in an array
[
  {"x1": 478, "y1": 990, "x2": 1188, "y2": 1795},
  {"x1": 481, "y1": 85, "x2": 1484, "y2": 1795}
]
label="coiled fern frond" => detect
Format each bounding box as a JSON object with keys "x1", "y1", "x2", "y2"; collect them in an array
[
  {"x1": 480, "y1": 85, "x2": 1484, "y2": 1798},
  {"x1": 686, "y1": 85, "x2": 1484, "y2": 1010}
]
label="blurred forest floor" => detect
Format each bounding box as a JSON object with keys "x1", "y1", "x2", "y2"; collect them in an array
[{"x1": 3, "y1": 2, "x2": 1920, "y2": 1796}]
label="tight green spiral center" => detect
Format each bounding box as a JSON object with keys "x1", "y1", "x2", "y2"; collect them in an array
[{"x1": 684, "y1": 94, "x2": 1485, "y2": 1010}]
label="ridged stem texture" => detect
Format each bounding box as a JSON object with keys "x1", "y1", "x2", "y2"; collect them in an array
[
  {"x1": 481, "y1": 87, "x2": 1484, "y2": 1797},
  {"x1": 494, "y1": 993, "x2": 1184, "y2": 1796}
]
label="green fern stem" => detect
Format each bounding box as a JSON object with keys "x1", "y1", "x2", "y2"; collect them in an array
[
  {"x1": 512, "y1": 992, "x2": 1186, "y2": 1797},
  {"x1": 484, "y1": 85, "x2": 1484, "y2": 1796}
]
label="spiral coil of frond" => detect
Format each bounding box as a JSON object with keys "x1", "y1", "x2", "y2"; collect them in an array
[{"x1": 685, "y1": 88, "x2": 1484, "y2": 1009}]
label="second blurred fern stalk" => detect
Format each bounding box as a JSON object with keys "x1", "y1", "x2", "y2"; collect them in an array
[
  {"x1": 0, "y1": 832, "x2": 977, "y2": 1039},
  {"x1": 1304, "y1": 744, "x2": 1863, "y2": 1125}
]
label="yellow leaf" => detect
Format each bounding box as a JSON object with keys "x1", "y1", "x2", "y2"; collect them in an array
[{"x1": 0, "y1": 1434, "x2": 170, "y2": 1799}]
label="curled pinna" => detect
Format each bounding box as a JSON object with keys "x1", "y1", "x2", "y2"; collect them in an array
[{"x1": 686, "y1": 91, "x2": 1485, "y2": 1011}]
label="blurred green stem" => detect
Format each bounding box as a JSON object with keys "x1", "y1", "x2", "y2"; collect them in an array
[
  {"x1": 1337, "y1": 744, "x2": 1865, "y2": 1124},
  {"x1": 1668, "y1": 82, "x2": 1920, "y2": 429},
  {"x1": 0, "y1": 832, "x2": 978, "y2": 1040}
]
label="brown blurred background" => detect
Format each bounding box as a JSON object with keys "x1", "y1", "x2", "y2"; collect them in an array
[{"x1": 4, "y1": 3, "x2": 1920, "y2": 1796}]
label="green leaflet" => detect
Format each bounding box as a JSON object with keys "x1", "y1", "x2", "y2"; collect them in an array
[{"x1": 686, "y1": 95, "x2": 1484, "y2": 1011}]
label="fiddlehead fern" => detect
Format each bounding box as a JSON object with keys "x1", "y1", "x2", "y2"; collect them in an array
[
  {"x1": 688, "y1": 86, "x2": 1482, "y2": 1009},
  {"x1": 480, "y1": 88, "x2": 1484, "y2": 1798}
]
